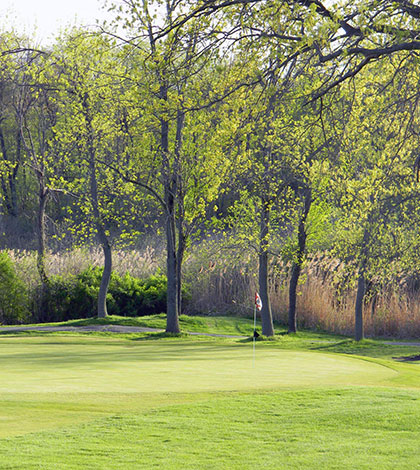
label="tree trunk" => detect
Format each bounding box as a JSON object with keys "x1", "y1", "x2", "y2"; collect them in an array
[
  {"x1": 355, "y1": 268, "x2": 365, "y2": 341},
  {"x1": 37, "y1": 184, "x2": 49, "y2": 288},
  {"x1": 83, "y1": 93, "x2": 112, "y2": 318},
  {"x1": 163, "y1": 131, "x2": 180, "y2": 333},
  {"x1": 258, "y1": 198, "x2": 274, "y2": 336},
  {"x1": 89, "y1": 165, "x2": 112, "y2": 318},
  {"x1": 164, "y1": 104, "x2": 184, "y2": 334},
  {"x1": 166, "y1": 201, "x2": 180, "y2": 333},
  {"x1": 37, "y1": 182, "x2": 50, "y2": 322},
  {"x1": 288, "y1": 263, "x2": 300, "y2": 334},
  {"x1": 176, "y1": 233, "x2": 186, "y2": 316},
  {"x1": 9, "y1": 131, "x2": 22, "y2": 217},
  {"x1": 354, "y1": 228, "x2": 370, "y2": 341},
  {"x1": 0, "y1": 125, "x2": 13, "y2": 216},
  {"x1": 97, "y1": 227, "x2": 112, "y2": 318},
  {"x1": 288, "y1": 189, "x2": 312, "y2": 334}
]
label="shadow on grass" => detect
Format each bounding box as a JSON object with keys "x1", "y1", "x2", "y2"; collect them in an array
[
  {"x1": 310, "y1": 339, "x2": 352, "y2": 351},
  {"x1": 131, "y1": 332, "x2": 188, "y2": 341},
  {"x1": 238, "y1": 334, "x2": 287, "y2": 344}
]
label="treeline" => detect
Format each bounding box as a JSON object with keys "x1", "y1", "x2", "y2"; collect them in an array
[{"x1": 1, "y1": 0, "x2": 420, "y2": 340}]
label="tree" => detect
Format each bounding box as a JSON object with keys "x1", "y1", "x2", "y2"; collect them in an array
[
  {"x1": 14, "y1": 47, "x2": 62, "y2": 298},
  {"x1": 50, "y1": 32, "x2": 138, "y2": 318},
  {"x1": 225, "y1": 79, "x2": 294, "y2": 337},
  {"x1": 166, "y1": 1, "x2": 420, "y2": 96},
  {"x1": 0, "y1": 33, "x2": 45, "y2": 235},
  {"x1": 331, "y1": 58, "x2": 420, "y2": 340},
  {"x1": 283, "y1": 74, "x2": 348, "y2": 334},
  {"x1": 107, "y1": 0, "x2": 243, "y2": 332}
]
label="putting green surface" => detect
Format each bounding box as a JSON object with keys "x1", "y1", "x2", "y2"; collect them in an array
[
  {"x1": 0, "y1": 336, "x2": 397, "y2": 394},
  {"x1": 0, "y1": 335, "x2": 419, "y2": 469}
]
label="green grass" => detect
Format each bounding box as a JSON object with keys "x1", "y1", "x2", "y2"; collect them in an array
[
  {"x1": 0, "y1": 317, "x2": 419, "y2": 469},
  {"x1": 0, "y1": 313, "x2": 272, "y2": 335},
  {"x1": 2, "y1": 387, "x2": 420, "y2": 469},
  {"x1": 309, "y1": 338, "x2": 420, "y2": 359},
  {"x1": 0, "y1": 313, "x2": 345, "y2": 340}
]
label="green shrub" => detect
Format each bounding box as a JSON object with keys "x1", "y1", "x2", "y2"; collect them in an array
[
  {"x1": 0, "y1": 252, "x2": 29, "y2": 324},
  {"x1": 42, "y1": 273, "x2": 97, "y2": 322},
  {"x1": 41, "y1": 266, "x2": 188, "y2": 322}
]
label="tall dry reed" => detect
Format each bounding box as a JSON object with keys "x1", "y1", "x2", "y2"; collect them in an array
[
  {"x1": 5, "y1": 245, "x2": 420, "y2": 338},
  {"x1": 185, "y1": 249, "x2": 420, "y2": 339},
  {"x1": 8, "y1": 246, "x2": 163, "y2": 287}
]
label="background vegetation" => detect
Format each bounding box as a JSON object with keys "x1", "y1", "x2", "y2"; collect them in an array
[{"x1": 1, "y1": 0, "x2": 420, "y2": 340}]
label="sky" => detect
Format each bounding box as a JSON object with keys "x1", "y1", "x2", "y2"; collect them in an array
[{"x1": 0, "y1": 0, "x2": 112, "y2": 44}]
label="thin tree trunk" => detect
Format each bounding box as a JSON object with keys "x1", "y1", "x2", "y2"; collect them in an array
[
  {"x1": 96, "y1": 226, "x2": 112, "y2": 318},
  {"x1": 175, "y1": 109, "x2": 185, "y2": 318},
  {"x1": 37, "y1": 181, "x2": 50, "y2": 322},
  {"x1": 8, "y1": 167, "x2": 19, "y2": 217},
  {"x1": 354, "y1": 228, "x2": 370, "y2": 341},
  {"x1": 165, "y1": 106, "x2": 184, "y2": 333},
  {"x1": 259, "y1": 198, "x2": 274, "y2": 336},
  {"x1": 83, "y1": 93, "x2": 112, "y2": 318},
  {"x1": 89, "y1": 158, "x2": 111, "y2": 319},
  {"x1": 166, "y1": 197, "x2": 180, "y2": 333},
  {"x1": 176, "y1": 233, "x2": 186, "y2": 316},
  {"x1": 9, "y1": 131, "x2": 21, "y2": 217},
  {"x1": 162, "y1": 122, "x2": 180, "y2": 333},
  {"x1": 0, "y1": 125, "x2": 13, "y2": 215},
  {"x1": 288, "y1": 263, "x2": 300, "y2": 334},
  {"x1": 37, "y1": 183, "x2": 49, "y2": 288},
  {"x1": 288, "y1": 189, "x2": 312, "y2": 333},
  {"x1": 0, "y1": 175, "x2": 11, "y2": 215},
  {"x1": 355, "y1": 266, "x2": 365, "y2": 341}
]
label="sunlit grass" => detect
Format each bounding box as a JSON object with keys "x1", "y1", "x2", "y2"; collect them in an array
[{"x1": 0, "y1": 321, "x2": 419, "y2": 469}]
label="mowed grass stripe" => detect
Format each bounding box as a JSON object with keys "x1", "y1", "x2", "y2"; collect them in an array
[
  {"x1": 1, "y1": 388, "x2": 420, "y2": 469},
  {"x1": 0, "y1": 333, "x2": 419, "y2": 469}
]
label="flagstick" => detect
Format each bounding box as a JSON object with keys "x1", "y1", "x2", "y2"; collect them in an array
[{"x1": 253, "y1": 303, "x2": 256, "y2": 367}]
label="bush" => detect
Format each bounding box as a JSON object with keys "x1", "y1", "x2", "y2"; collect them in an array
[
  {"x1": 0, "y1": 252, "x2": 29, "y2": 324},
  {"x1": 41, "y1": 266, "x2": 187, "y2": 322}
]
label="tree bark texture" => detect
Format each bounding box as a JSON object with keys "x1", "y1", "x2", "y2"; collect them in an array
[
  {"x1": 0, "y1": 125, "x2": 17, "y2": 217},
  {"x1": 166, "y1": 222, "x2": 180, "y2": 333},
  {"x1": 354, "y1": 227, "x2": 370, "y2": 341},
  {"x1": 162, "y1": 113, "x2": 180, "y2": 333},
  {"x1": 37, "y1": 183, "x2": 50, "y2": 288},
  {"x1": 355, "y1": 267, "x2": 365, "y2": 342},
  {"x1": 36, "y1": 181, "x2": 50, "y2": 322},
  {"x1": 164, "y1": 106, "x2": 185, "y2": 334},
  {"x1": 288, "y1": 189, "x2": 312, "y2": 333},
  {"x1": 165, "y1": 182, "x2": 180, "y2": 333},
  {"x1": 9, "y1": 131, "x2": 21, "y2": 217},
  {"x1": 174, "y1": 110, "x2": 186, "y2": 317},
  {"x1": 176, "y1": 232, "x2": 186, "y2": 316}
]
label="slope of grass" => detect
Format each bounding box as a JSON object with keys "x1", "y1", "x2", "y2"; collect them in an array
[
  {"x1": 309, "y1": 338, "x2": 420, "y2": 360},
  {"x1": 1, "y1": 388, "x2": 420, "y2": 469},
  {"x1": 0, "y1": 320, "x2": 420, "y2": 469},
  {"x1": 67, "y1": 313, "x2": 265, "y2": 335},
  {"x1": 0, "y1": 313, "x2": 343, "y2": 339}
]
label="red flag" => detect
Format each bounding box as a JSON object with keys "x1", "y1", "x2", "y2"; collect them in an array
[{"x1": 255, "y1": 292, "x2": 262, "y2": 311}]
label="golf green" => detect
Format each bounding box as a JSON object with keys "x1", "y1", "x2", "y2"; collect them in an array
[
  {"x1": 0, "y1": 336, "x2": 397, "y2": 395},
  {"x1": 0, "y1": 335, "x2": 419, "y2": 469}
]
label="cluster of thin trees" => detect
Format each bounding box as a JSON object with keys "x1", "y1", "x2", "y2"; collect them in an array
[{"x1": 1, "y1": 0, "x2": 420, "y2": 340}]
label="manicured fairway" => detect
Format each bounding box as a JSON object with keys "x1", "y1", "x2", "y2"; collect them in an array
[{"x1": 0, "y1": 333, "x2": 419, "y2": 469}]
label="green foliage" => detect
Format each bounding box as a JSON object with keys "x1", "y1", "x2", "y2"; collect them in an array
[
  {"x1": 0, "y1": 252, "x2": 29, "y2": 324},
  {"x1": 42, "y1": 267, "x2": 186, "y2": 322}
]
